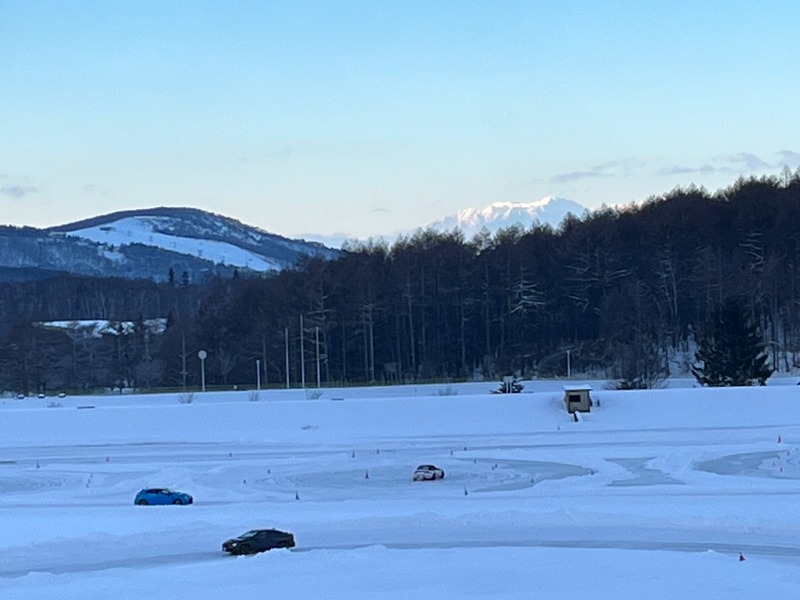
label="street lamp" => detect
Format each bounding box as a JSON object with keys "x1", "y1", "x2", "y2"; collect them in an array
[
  {"x1": 256, "y1": 359, "x2": 261, "y2": 390},
  {"x1": 198, "y1": 350, "x2": 207, "y2": 392}
]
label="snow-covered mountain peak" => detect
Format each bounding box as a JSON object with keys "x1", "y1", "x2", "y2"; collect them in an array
[
  {"x1": 35, "y1": 206, "x2": 339, "y2": 281},
  {"x1": 486, "y1": 196, "x2": 558, "y2": 210},
  {"x1": 426, "y1": 196, "x2": 587, "y2": 238}
]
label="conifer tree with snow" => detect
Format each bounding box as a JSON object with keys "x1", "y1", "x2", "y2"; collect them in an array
[{"x1": 692, "y1": 299, "x2": 773, "y2": 386}]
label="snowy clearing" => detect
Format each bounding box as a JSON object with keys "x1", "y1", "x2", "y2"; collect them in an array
[{"x1": 2, "y1": 379, "x2": 800, "y2": 599}]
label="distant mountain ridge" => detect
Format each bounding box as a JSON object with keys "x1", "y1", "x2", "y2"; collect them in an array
[
  {"x1": 0, "y1": 200, "x2": 588, "y2": 282},
  {"x1": 425, "y1": 196, "x2": 587, "y2": 238},
  {"x1": 50, "y1": 207, "x2": 338, "y2": 272},
  {"x1": 0, "y1": 207, "x2": 338, "y2": 283}
]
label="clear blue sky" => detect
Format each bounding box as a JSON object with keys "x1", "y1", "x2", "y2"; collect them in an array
[{"x1": 2, "y1": 1, "x2": 799, "y2": 240}]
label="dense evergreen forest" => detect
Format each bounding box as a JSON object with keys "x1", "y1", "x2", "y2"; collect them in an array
[{"x1": 2, "y1": 173, "x2": 800, "y2": 394}]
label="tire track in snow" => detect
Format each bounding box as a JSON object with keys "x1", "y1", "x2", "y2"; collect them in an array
[{"x1": 3, "y1": 538, "x2": 799, "y2": 577}]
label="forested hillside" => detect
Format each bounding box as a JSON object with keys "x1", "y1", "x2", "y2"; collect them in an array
[{"x1": 2, "y1": 173, "x2": 799, "y2": 394}]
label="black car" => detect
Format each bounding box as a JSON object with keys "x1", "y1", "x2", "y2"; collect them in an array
[{"x1": 222, "y1": 529, "x2": 296, "y2": 555}]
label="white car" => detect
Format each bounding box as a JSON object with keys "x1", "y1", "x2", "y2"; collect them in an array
[{"x1": 412, "y1": 464, "x2": 445, "y2": 481}]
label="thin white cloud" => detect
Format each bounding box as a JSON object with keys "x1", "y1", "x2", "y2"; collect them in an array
[
  {"x1": 593, "y1": 158, "x2": 646, "y2": 176},
  {"x1": 551, "y1": 158, "x2": 645, "y2": 184},
  {"x1": 778, "y1": 150, "x2": 800, "y2": 166},
  {"x1": 723, "y1": 152, "x2": 772, "y2": 170},
  {"x1": 550, "y1": 170, "x2": 608, "y2": 185},
  {"x1": 657, "y1": 164, "x2": 718, "y2": 176},
  {"x1": 83, "y1": 183, "x2": 113, "y2": 196},
  {"x1": 657, "y1": 151, "x2": 794, "y2": 178},
  {"x1": 1, "y1": 185, "x2": 38, "y2": 199}
]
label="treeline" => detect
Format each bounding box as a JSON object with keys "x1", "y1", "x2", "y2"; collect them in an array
[{"x1": 2, "y1": 172, "x2": 800, "y2": 393}]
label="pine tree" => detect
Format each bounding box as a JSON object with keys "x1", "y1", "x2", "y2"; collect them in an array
[{"x1": 692, "y1": 299, "x2": 773, "y2": 386}]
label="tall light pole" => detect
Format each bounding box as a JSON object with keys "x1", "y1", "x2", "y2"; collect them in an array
[
  {"x1": 315, "y1": 326, "x2": 321, "y2": 388},
  {"x1": 256, "y1": 359, "x2": 261, "y2": 390},
  {"x1": 300, "y1": 314, "x2": 306, "y2": 389},
  {"x1": 198, "y1": 350, "x2": 207, "y2": 392},
  {"x1": 180, "y1": 333, "x2": 188, "y2": 391},
  {"x1": 284, "y1": 327, "x2": 290, "y2": 389},
  {"x1": 566, "y1": 349, "x2": 571, "y2": 379}
]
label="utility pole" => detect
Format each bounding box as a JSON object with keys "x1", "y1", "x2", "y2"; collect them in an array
[
  {"x1": 315, "y1": 326, "x2": 321, "y2": 388},
  {"x1": 284, "y1": 327, "x2": 290, "y2": 389},
  {"x1": 300, "y1": 315, "x2": 306, "y2": 388},
  {"x1": 180, "y1": 333, "x2": 188, "y2": 390}
]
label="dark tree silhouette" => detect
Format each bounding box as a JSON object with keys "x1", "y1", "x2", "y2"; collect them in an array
[
  {"x1": 692, "y1": 298, "x2": 773, "y2": 386},
  {"x1": 1, "y1": 173, "x2": 800, "y2": 390}
]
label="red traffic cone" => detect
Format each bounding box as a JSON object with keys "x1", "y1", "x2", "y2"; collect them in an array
[{"x1": 739, "y1": 552, "x2": 746, "y2": 561}]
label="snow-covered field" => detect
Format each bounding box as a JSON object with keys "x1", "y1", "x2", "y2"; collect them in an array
[{"x1": 2, "y1": 379, "x2": 800, "y2": 599}]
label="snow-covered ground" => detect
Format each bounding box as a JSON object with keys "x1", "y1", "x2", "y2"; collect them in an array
[
  {"x1": 66, "y1": 217, "x2": 283, "y2": 271},
  {"x1": 2, "y1": 379, "x2": 800, "y2": 599}
]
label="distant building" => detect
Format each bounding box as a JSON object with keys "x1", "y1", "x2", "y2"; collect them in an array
[{"x1": 563, "y1": 384, "x2": 592, "y2": 413}]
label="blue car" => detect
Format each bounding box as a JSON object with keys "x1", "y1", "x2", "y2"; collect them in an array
[{"x1": 134, "y1": 488, "x2": 193, "y2": 506}]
